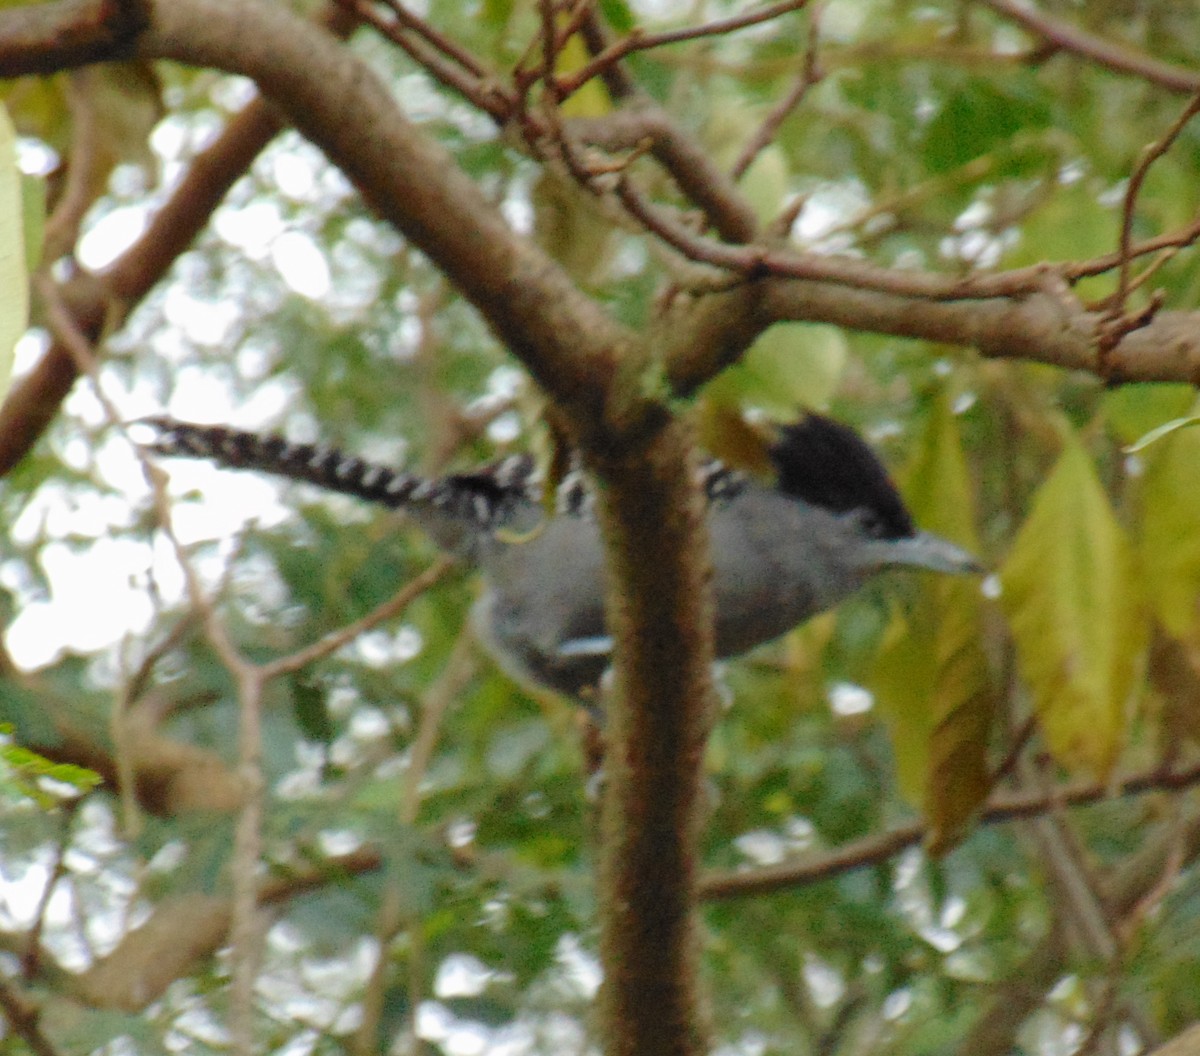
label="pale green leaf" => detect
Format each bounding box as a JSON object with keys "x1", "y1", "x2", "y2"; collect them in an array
[
  {"x1": 0, "y1": 102, "x2": 27, "y2": 406},
  {"x1": 999, "y1": 434, "x2": 1145, "y2": 775},
  {"x1": 738, "y1": 144, "x2": 789, "y2": 227},
  {"x1": 705, "y1": 322, "x2": 847, "y2": 415},
  {"x1": 1102, "y1": 383, "x2": 1195, "y2": 448},
  {"x1": 1138, "y1": 423, "x2": 1200, "y2": 637},
  {"x1": 1125, "y1": 413, "x2": 1200, "y2": 454}
]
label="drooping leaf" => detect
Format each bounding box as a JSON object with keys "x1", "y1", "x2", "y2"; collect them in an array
[
  {"x1": 1139, "y1": 420, "x2": 1200, "y2": 638},
  {"x1": 872, "y1": 395, "x2": 993, "y2": 850},
  {"x1": 1126, "y1": 413, "x2": 1200, "y2": 453},
  {"x1": 0, "y1": 102, "x2": 27, "y2": 406},
  {"x1": 999, "y1": 433, "x2": 1146, "y2": 775},
  {"x1": 1103, "y1": 379, "x2": 1199, "y2": 450}
]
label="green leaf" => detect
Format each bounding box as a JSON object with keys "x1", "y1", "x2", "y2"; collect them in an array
[
  {"x1": 999, "y1": 433, "x2": 1146, "y2": 775},
  {"x1": 1103, "y1": 383, "x2": 1195, "y2": 447},
  {"x1": 1138, "y1": 423, "x2": 1200, "y2": 638},
  {"x1": 0, "y1": 102, "x2": 27, "y2": 406},
  {"x1": 1126, "y1": 414, "x2": 1200, "y2": 453},
  {"x1": 705, "y1": 323, "x2": 847, "y2": 415},
  {"x1": 872, "y1": 395, "x2": 993, "y2": 850},
  {"x1": 922, "y1": 81, "x2": 1045, "y2": 174},
  {"x1": 738, "y1": 144, "x2": 789, "y2": 227},
  {"x1": 291, "y1": 672, "x2": 335, "y2": 744}
]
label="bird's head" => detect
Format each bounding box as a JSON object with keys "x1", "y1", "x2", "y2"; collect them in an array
[{"x1": 767, "y1": 414, "x2": 983, "y2": 576}]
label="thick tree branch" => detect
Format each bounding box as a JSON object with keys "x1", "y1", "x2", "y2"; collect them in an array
[
  {"x1": 594, "y1": 420, "x2": 716, "y2": 1056},
  {"x1": 659, "y1": 277, "x2": 1200, "y2": 396},
  {"x1": 128, "y1": 0, "x2": 633, "y2": 441},
  {"x1": 0, "y1": 3, "x2": 367, "y2": 477},
  {"x1": 0, "y1": 0, "x2": 147, "y2": 76},
  {"x1": 0, "y1": 83, "x2": 284, "y2": 476}
]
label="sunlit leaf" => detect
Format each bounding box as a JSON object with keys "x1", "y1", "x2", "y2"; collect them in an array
[
  {"x1": 738, "y1": 144, "x2": 789, "y2": 227},
  {"x1": 0, "y1": 102, "x2": 26, "y2": 406},
  {"x1": 1103, "y1": 383, "x2": 1195, "y2": 448},
  {"x1": 999, "y1": 433, "x2": 1145, "y2": 775},
  {"x1": 556, "y1": 28, "x2": 610, "y2": 118}
]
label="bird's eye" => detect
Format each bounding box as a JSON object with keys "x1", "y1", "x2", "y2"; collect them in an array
[{"x1": 855, "y1": 508, "x2": 887, "y2": 538}]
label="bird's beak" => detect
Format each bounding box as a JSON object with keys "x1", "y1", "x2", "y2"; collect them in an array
[{"x1": 876, "y1": 531, "x2": 984, "y2": 575}]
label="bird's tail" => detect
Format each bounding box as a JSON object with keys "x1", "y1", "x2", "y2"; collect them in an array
[{"x1": 138, "y1": 418, "x2": 538, "y2": 546}]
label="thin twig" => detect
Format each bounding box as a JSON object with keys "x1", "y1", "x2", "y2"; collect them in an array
[
  {"x1": 978, "y1": 0, "x2": 1200, "y2": 95},
  {"x1": 557, "y1": 0, "x2": 811, "y2": 98},
  {"x1": 334, "y1": 0, "x2": 511, "y2": 119},
  {"x1": 1101, "y1": 91, "x2": 1200, "y2": 352},
  {"x1": 374, "y1": 0, "x2": 490, "y2": 78},
  {"x1": 701, "y1": 756, "x2": 1200, "y2": 900},
  {"x1": 259, "y1": 557, "x2": 455, "y2": 680},
  {"x1": 730, "y1": 6, "x2": 823, "y2": 182},
  {"x1": 0, "y1": 977, "x2": 61, "y2": 1056},
  {"x1": 20, "y1": 800, "x2": 79, "y2": 981}
]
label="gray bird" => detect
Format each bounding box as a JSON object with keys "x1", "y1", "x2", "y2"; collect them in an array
[{"x1": 141, "y1": 415, "x2": 981, "y2": 697}]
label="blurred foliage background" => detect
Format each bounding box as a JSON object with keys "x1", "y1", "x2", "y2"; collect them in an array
[{"x1": 3, "y1": 0, "x2": 1200, "y2": 1053}]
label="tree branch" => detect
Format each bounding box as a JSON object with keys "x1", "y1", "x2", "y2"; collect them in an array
[
  {"x1": 978, "y1": 0, "x2": 1200, "y2": 95},
  {"x1": 594, "y1": 419, "x2": 716, "y2": 1056},
  {"x1": 0, "y1": 0, "x2": 148, "y2": 76},
  {"x1": 700, "y1": 756, "x2": 1200, "y2": 900}
]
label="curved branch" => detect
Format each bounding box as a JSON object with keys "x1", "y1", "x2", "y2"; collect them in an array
[
  {"x1": 0, "y1": 0, "x2": 148, "y2": 76},
  {"x1": 978, "y1": 0, "x2": 1200, "y2": 95},
  {"x1": 700, "y1": 757, "x2": 1200, "y2": 901},
  {"x1": 0, "y1": 73, "x2": 281, "y2": 475},
  {"x1": 131, "y1": 0, "x2": 631, "y2": 437}
]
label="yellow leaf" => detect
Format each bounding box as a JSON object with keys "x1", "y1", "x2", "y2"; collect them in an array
[
  {"x1": 0, "y1": 102, "x2": 28, "y2": 406},
  {"x1": 1138, "y1": 421, "x2": 1200, "y2": 638},
  {"x1": 556, "y1": 32, "x2": 610, "y2": 118},
  {"x1": 999, "y1": 433, "x2": 1145, "y2": 776},
  {"x1": 873, "y1": 396, "x2": 993, "y2": 851}
]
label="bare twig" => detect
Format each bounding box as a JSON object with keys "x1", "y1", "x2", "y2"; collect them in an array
[
  {"x1": 332, "y1": 0, "x2": 510, "y2": 119},
  {"x1": 1096, "y1": 92, "x2": 1200, "y2": 371},
  {"x1": 353, "y1": 630, "x2": 476, "y2": 1056},
  {"x1": 0, "y1": 977, "x2": 61, "y2": 1056},
  {"x1": 730, "y1": 6, "x2": 823, "y2": 182},
  {"x1": 259, "y1": 558, "x2": 455, "y2": 680},
  {"x1": 557, "y1": 0, "x2": 811, "y2": 98},
  {"x1": 978, "y1": 0, "x2": 1200, "y2": 95},
  {"x1": 701, "y1": 756, "x2": 1200, "y2": 900},
  {"x1": 20, "y1": 801, "x2": 79, "y2": 981}
]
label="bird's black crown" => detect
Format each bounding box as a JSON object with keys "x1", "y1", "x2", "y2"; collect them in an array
[{"x1": 768, "y1": 415, "x2": 915, "y2": 540}]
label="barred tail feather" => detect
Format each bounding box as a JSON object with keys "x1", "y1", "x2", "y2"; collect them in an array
[
  {"x1": 139, "y1": 418, "x2": 427, "y2": 509},
  {"x1": 138, "y1": 418, "x2": 539, "y2": 542}
]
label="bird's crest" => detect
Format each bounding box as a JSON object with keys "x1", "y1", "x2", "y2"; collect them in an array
[{"x1": 768, "y1": 415, "x2": 914, "y2": 540}]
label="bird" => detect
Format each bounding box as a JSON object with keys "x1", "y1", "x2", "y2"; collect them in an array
[{"x1": 139, "y1": 414, "x2": 981, "y2": 698}]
